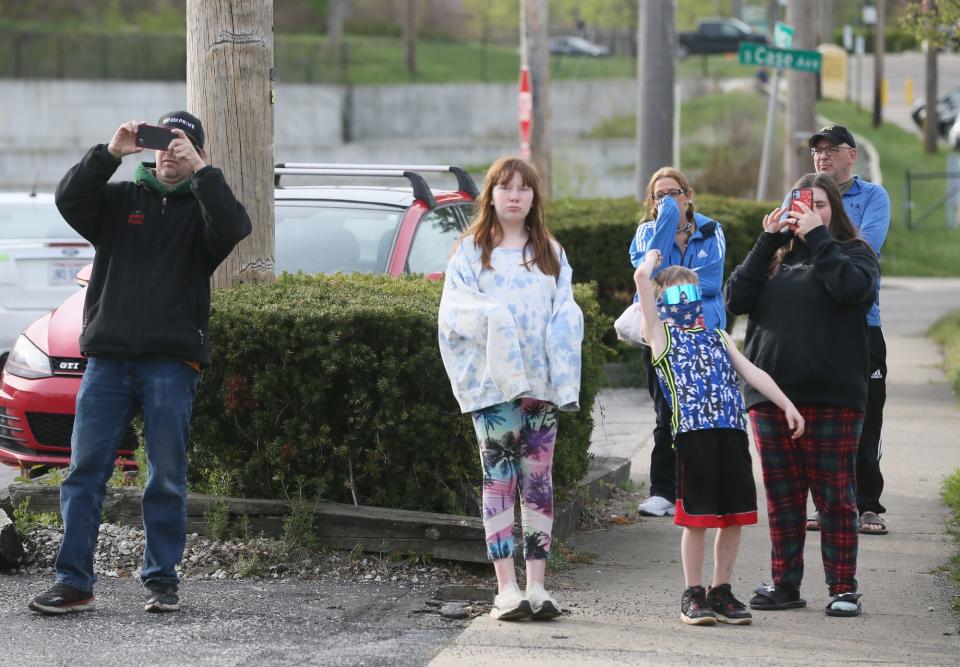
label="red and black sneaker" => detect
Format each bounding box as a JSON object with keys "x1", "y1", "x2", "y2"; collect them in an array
[
  {"x1": 680, "y1": 585, "x2": 717, "y2": 626},
  {"x1": 707, "y1": 583, "x2": 753, "y2": 625},
  {"x1": 28, "y1": 583, "x2": 95, "y2": 615}
]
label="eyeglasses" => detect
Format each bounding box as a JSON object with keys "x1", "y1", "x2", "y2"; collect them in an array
[
  {"x1": 652, "y1": 188, "x2": 685, "y2": 201},
  {"x1": 810, "y1": 145, "x2": 852, "y2": 157}
]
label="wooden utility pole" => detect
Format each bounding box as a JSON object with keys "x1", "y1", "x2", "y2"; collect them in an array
[
  {"x1": 783, "y1": 0, "x2": 816, "y2": 191},
  {"x1": 873, "y1": 0, "x2": 886, "y2": 127},
  {"x1": 327, "y1": 0, "x2": 347, "y2": 54},
  {"x1": 635, "y1": 0, "x2": 675, "y2": 200},
  {"x1": 186, "y1": 0, "x2": 275, "y2": 287},
  {"x1": 403, "y1": 0, "x2": 418, "y2": 80},
  {"x1": 923, "y1": 0, "x2": 939, "y2": 153},
  {"x1": 520, "y1": 0, "x2": 552, "y2": 198}
]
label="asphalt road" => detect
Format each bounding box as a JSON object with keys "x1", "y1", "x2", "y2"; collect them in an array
[{"x1": 0, "y1": 576, "x2": 466, "y2": 667}]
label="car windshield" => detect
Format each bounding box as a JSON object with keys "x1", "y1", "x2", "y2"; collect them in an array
[
  {"x1": 274, "y1": 202, "x2": 402, "y2": 274},
  {"x1": 0, "y1": 202, "x2": 78, "y2": 240}
]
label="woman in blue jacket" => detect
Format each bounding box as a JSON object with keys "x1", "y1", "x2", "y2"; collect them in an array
[{"x1": 628, "y1": 167, "x2": 727, "y2": 518}]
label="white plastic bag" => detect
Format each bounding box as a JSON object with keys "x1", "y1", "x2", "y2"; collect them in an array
[{"x1": 614, "y1": 303, "x2": 647, "y2": 347}]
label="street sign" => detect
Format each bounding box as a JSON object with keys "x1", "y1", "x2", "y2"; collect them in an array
[
  {"x1": 773, "y1": 22, "x2": 794, "y2": 49},
  {"x1": 518, "y1": 66, "x2": 532, "y2": 161},
  {"x1": 738, "y1": 42, "x2": 822, "y2": 73}
]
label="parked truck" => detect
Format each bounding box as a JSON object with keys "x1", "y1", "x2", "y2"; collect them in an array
[{"x1": 677, "y1": 18, "x2": 767, "y2": 60}]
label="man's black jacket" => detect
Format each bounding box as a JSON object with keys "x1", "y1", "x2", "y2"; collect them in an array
[{"x1": 55, "y1": 144, "x2": 253, "y2": 365}]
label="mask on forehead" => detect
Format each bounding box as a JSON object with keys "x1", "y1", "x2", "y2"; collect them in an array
[{"x1": 657, "y1": 283, "x2": 705, "y2": 329}]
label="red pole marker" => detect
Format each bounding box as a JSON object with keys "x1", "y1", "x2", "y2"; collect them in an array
[{"x1": 518, "y1": 65, "x2": 532, "y2": 160}]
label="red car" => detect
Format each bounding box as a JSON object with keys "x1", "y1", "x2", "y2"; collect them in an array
[{"x1": 0, "y1": 164, "x2": 477, "y2": 475}]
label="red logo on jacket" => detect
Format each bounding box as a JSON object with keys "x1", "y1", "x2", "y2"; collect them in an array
[{"x1": 127, "y1": 212, "x2": 145, "y2": 226}]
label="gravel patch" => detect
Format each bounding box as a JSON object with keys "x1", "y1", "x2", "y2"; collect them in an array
[{"x1": 7, "y1": 521, "x2": 492, "y2": 600}]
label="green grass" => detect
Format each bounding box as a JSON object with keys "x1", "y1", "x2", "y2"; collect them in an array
[
  {"x1": 942, "y1": 469, "x2": 960, "y2": 612},
  {"x1": 930, "y1": 311, "x2": 960, "y2": 399},
  {"x1": 0, "y1": 20, "x2": 763, "y2": 85},
  {"x1": 818, "y1": 100, "x2": 960, "y2": 277},
  {"x1": 930, "y1": 310, "x2": 960, "y2": 611}
]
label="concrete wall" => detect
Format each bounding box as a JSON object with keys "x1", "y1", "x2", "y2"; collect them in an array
[{"x1": 0, "y1": 78, "x2": 637, "y2": 196}]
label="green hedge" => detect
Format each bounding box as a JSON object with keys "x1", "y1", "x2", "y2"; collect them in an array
[
  {"x1": 548, "y1": 194, "x2": 775, "y2": 320},
  {"x1": 188, "y1": 274, "x2": 610, "y2": 516}
]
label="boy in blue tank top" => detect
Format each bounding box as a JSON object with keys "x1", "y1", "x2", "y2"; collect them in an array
[{"x1": 634, "y1": 250, "x2": 805, "y2": 626}]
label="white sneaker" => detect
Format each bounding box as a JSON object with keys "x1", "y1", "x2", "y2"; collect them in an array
[
  {"x1": 638, "y1": 495, "x2": 675, "y2": 517},
  {"x1": 490, "y1": 582, "x2": 532, "y2": 621},
  {"x1": 526, "y1": 583, "x2": 562, "y2": 620}
]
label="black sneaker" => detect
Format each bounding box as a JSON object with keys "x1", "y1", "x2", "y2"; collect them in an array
[
  {"x1": 707, "y1": 583, "x2": 753, "y2": 625},
  {"x1": 680, "y1": 586, "x2": 717, "y2": 626},
  {"x1": 144, "y1": 582, "x2": 179, "y2": 613},
  {"x1": 28, "y1": 583, "x2": 95, "y2": 615}
]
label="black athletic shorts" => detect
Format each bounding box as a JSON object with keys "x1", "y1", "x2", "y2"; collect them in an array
[{"x1": 674, "y1": 428, "x2": 758, "y2": 528}]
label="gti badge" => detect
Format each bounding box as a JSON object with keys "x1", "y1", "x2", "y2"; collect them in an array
[{"x1": 58, "y1": 361, "x2": 81, "y2": 371}]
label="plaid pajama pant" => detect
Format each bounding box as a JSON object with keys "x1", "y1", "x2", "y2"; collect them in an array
[{"x1": 749, "y1": 403, "x2": 863, "y2": 596}]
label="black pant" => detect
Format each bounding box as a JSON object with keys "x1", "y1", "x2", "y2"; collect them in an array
[
  {"x1": 857, "y1": 326, "x2": 887, "y2": 515},
  {"x1": 643, "y1": 346, "x2": 676, "y2": 502}
]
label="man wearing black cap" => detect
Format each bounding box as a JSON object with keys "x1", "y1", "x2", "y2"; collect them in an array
[
  {"x1": 804, "y1": 124, "x2": 891, "y2": 537},
  {"x1": 28, "y1": 113, "x2": 252, "y2": 615}
]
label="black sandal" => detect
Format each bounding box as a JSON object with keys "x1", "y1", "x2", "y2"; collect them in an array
[
  {"x1": 825, "y1": 592, "x2": 862, "y2": 617},
  {"x1": 749, "y1": 583, "x2": 807, "y2": 610}
]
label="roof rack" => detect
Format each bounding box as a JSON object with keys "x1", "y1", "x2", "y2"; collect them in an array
[{"x1": 273, "y1": 163, "x2": 480, "y2": 208}]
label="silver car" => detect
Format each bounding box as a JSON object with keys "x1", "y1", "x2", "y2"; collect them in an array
[{"x1": 0, "y1": 192, "x2": 93, "y2": 365}]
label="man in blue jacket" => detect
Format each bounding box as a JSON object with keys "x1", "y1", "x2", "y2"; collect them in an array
[
  {"x1": 28, "y1": 112, "x2": 252, "y2": 615},
  {"x1": 804, "y1": 125, "x2": 891, "y2": 536}
]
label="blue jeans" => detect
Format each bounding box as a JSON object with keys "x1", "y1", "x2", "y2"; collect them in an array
[{"x1": 55, "y1": 357, "x2": 199, "y2": 592}]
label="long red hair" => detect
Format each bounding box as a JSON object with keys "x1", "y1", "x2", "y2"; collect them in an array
[{"x1": 461, "y1": 156, "x2": 561, "y2": 278}]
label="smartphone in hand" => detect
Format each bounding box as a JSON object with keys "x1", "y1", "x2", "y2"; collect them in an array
[
  {"x1": 790, "y1": 188, "x2": 813, "y2": 214},
  {"x1": 135, "y1": 124, "x2": 176, "y2": 150}
]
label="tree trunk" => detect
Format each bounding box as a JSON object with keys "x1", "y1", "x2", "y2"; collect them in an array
[
  {"x1": 635, "y1": 0, "x2": 675, "y2": 200},
  {"x1": 404, "y1": 0, "x2": 417, "y2": 80},
  {"x1": 873, "y1": 0, "x2": 885, "y2": 128},
  {"x1": 521, "y1": 0, "x2": 552, "y2": 199},
  {"x1": 784, "y1": 0, "x2": 817, "y2": 192},
  {"x1": 186, "y1": 0, "x2": 275, "y2": 288}
]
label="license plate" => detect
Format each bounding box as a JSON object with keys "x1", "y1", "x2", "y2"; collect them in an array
[{"x1": 48, "y1": 263, "x2": 85, "y2": 286}]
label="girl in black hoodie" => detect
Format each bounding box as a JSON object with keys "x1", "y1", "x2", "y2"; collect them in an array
[{"x1": 725, "y1": 173, "x2": 879, "y2": 618}]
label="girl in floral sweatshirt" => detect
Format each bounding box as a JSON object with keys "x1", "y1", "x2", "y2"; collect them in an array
[{"x1": 438, "y1": 156, "x2": 583, "y2": 621}]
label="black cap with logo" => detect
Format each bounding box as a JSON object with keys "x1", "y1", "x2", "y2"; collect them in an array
[
  {"x1": 808, "y1": 124, "x2": 856, "y2": 149},
  {"x1": 158, "y1": 111, "x2": 205, "y2": 149}
]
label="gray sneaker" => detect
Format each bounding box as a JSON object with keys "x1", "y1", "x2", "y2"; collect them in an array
[
  {"x1": 144, "y1": 582, "x2": 179, "y2": 613},
  {"x1": 489, "y1": 582, "x2": 531, "y2": 621},
  {"x1": 638, "y1": 495, "x2": 675, "y2": 517}
]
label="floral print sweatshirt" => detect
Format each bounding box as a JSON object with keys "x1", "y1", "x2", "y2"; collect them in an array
[{"x1": 438, "y1": 236, "x2": 584, "y2": 414}]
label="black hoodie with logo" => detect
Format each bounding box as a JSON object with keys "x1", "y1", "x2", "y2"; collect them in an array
[
  {"x1": 724, "y1": 226, "x2": 880, "y2": 413},
  {"x1": 55, "y1": 144, "x2": 252, "y2": 365}
]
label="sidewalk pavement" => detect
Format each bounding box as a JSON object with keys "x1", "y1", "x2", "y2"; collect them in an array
[{"x1": 429, "y1": 277, "x2": 960, "y2": 666}]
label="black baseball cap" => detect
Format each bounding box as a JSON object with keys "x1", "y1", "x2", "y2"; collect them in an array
[
  {"x1": 158, "y1": 111, "x2": 205, "y2": 149},
  {"x1": 808, "y1": 124, "x2": 856, "y2": 149}
]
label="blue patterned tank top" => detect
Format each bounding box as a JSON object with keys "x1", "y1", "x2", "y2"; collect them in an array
[{"x1": 652, "y1": 323, "x2": 747, "y2": 436}]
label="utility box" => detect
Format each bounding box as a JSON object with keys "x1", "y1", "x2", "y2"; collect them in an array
[{"x1": 818, "y1": 44, "x2": 848, "y2": 101}]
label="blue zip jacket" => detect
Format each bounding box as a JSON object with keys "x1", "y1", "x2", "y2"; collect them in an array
[
  {"x1": 781, "y1": 176, "x2": 889, "y2": 326},
  {"x1": 629, "y1": 196, "x2": 727, "y2": 330}
]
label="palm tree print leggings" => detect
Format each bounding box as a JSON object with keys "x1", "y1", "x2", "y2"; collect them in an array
[{"x1": 471, "y1": 398, "x2": 558, "y2": 561}]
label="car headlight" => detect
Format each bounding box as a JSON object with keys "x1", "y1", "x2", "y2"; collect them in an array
[{"x1": 5, "y1": 335, "x2": 53, "y2": 379}]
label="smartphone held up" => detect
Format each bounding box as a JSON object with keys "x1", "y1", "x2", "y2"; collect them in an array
[
  {"x1": 790, "y1": 188, "x2": 813, "y2": 214},
  {"x1": 779, "y1": 187, "x2": 813, "y2": 234},
  {"x1": 135, "y1": 124, "x2": 176, "y2": 151}
]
